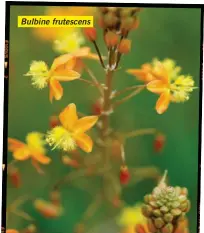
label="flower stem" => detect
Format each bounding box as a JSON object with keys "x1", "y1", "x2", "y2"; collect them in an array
[
  {"x1": 84, "y1": 65, "x2": 103, "y2": 96},
  {"x1": 93, "y1": 41, "x2": 106, "y2": 69},
  {"x1": 124, "y1": 128, "x2": 157, "y2": 139},
  {"x1": 113, "y1": 86, "x2": 145, "y2": 109},
  {"x1": 113, "y1": 85, "x2": 145, "y2": 98}
]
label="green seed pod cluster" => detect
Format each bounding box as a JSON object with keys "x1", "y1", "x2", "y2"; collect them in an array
[
  {"x1": 142, "y1": 185, "x2": 190, "y2": 233},
  {"x1": 98, "y1": 7, "x2": 141, "y2": 36}
]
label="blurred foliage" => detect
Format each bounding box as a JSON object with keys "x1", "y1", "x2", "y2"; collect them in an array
[{"x1": 7, "y1": 5, "x2": 201, "y2": 233}]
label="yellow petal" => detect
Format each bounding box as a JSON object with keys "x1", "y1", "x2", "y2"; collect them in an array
[
  {"x1": 59, "y1": 103, "x2": 78, "y2": 131},
  {"x1": 72, "y1": 47, "x2": 90, "y2": 57},
  {"x1": 13, "y1": 147, "x2": 30, "y2": 161},
  {"x1": 31, "y1": 152, "x2": 51, "y2": 164},
  {"x1": 52, "y1": 70, "x2": 80, "y2": 81},
  {"x1": 147, "y1": 80, "x2": 168, "y2": 94},
  {"x1": 8, "y1": 138, "x2": 26, "y2": 152},
  {"x1": 74, "y1": 116, "x2": 98, "y2": 133},
  {"x1": 74, "y1": 133, "x2": 93, "y2": 153},
  {"x1": 156, "y1": 91, "x2": 170, "y2": 114},
  {"x1": 85, "y1": 52, "x2": 101, "y2": 60},
  {"x1": 49, "y1": 78, "x2": 63, "y2": 102},
  {"x1": 50, "y1": 54, "x2": 76, "y2": 72},
  {"x1": 152, "y1": 62, "x2": 169, "y2": 84}
]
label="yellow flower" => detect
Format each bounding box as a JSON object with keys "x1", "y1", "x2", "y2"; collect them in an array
[
  {"x1": 33, "y1": 6, "x2": 96, "y2": 41},
  {"x1": 25, "y1": 54, "x2": 80, "y2": 102},
  {"x1": 46, "y1": 103, "x2": 98, "y2": 153},
  {"x1": 53, "y1": 31, "x2": 85, "y2": 54},
  {"x1": 127, "y1": 58, "x2": 195, "y2": 114},
  {"x1": 117, "y1": 204, "x2": 148, "y2": 233},
  {"x1": 8, "y1": 132, "x2": 51, "y2": 172}
]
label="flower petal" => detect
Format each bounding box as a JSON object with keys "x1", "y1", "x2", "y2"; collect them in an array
[
  {"x1": 31, "y1": 152, "x2": 51, "y2": 164},
  {"x1": 147, "y1": 80, "x2": 168, "y2": 94},
  {"x1": 51, "y1": 54, "x2": 76, "y2": 72},
  {"x1": 49, "y1": 78, "x2": 63, "y2": 102},
  {"x1": 126, "y1": 69, "x2": 155, "y2": 83},
  {"x1": 74, "y1": 133, "x2": 93, "y2": 153},
  {"x1": 6, "y1": 229, "x2": 19, "y2": 233},
  {"x1": 156, "y1": 91, "x2": 170, "y2": 114},
  {"x1": 74, "y1": 116, "x2": 98, "y2": 133},
  {"x1": 13, "y1": 147, "x2": 30, "y2": 161},
  {"x1": 72, "y1": 47, "x2": 90, "y2": 57},
  {"x1": 59, "y1": 103, "x2": 78, "y2": 131},
  {"x1": 8, "y1": 138, "x2": 26, "y2": 152},
  {"x1": 52, "y1": 70, "x2": 80, "y2": 81}
]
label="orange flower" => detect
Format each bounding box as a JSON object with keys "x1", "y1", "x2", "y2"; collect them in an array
[
  {"x1": 25, "y1": 54, "x2": 80, "y2": 102},
  {"x1": 127, "y1": 59, "x2": 195, "y2": 114},
  {"x1": 8, "y1": 132, "x2": 51, "y2": 173},
  {"x1": 46, "y1": 103, "x2": 98, "y2": 153},
  {"x1": 6, "y1": 230, "x2": 19, "y2": 233}
]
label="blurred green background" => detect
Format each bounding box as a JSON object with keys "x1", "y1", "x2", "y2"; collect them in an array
[{"x1": 7, "y1": 5, "x2": 201, "y2": 233}]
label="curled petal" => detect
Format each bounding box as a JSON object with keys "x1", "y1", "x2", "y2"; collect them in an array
[
  {"x1": 49, "y1": 78, "x2": 63, "y2": 102},
  {"x1": 74, "y1": 116, "x2": 98, "y2": 133},
  {"x1": 156, "y1": 91, "x2": 170, "y2": 114},
  {"x1": 51, "y1": 54, "x2": 76, "y2": 72},
  {"x1": 13, "y1": 147, "x2": 30, "y2": 161},
  {"x1": 147, "y1": 80, "x2": 168, "y2": 94},
  {"x1": 8, "y1": 138, "x2": 26, "y2": 152},
  {"x1": 74, "y1": 133, "x2": 93, "y2": 153},
  {"x1": 59, "y1": 103, "x2": 78, "y2": 131}
]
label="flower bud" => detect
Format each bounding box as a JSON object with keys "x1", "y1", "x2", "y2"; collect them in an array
[
  {"x1": 104, "y1": 31, "x2": 119, "y2": 48},
  {"x1": 50, "y1": 190, "x2": 61, "y2": 206},
  {"x1": 119, "y1": 166, "x2": 130, "y2": 185},
  {"x1": 34, "y1": 199, "x2": 62, "y2": 218},
  {"x1": 8, "y1": 166, "x2": 21, "y2": 188},
  {"x1": 49, "y1": 115, "x2": 60, "y2": 128},
  {"x1": 84, "y1": 28, "x2": 97, "y2": 41},
  {"x1": 118, "y1": 39, "x2": 131, "y2": 54},
  {"x1": 154, "y1": 133, "x2": 166, "y2": 152},
  {"x1": 161, "y1": 223, "x2": 174, "y2": 233},
  {"x1": 92, "y1": 99, "x2": 103, "y2": 115},
  {"x1": 23, "y1": 224, "x2": 37, "y2": 233},
  {"x1": 62, "y1": 155, "x2": 79, "y2": 168}
]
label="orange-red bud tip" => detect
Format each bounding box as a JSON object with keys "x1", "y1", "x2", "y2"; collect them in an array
[
  {"x1": 49, "y1": 116, "x2": 60, "y2": 128},
  {"x1": 154, "y1": 133, "x2": 166, "y2": 153},
  {"x1": 104, "y1": 31, "x2": 119, "y2": 48},
  {"x1": 120, "y1": 166, "x2": 130, "y2": 185},
  {"x1": 84, "y1": 28, "x2": 97, "y2": 41},
  {"x1": 118, "y1": 39, "x2": 131, "y2": 54}
]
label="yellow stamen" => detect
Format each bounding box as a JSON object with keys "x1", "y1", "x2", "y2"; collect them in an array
[{"x1": 46, "y1": 126, "x2": 76, "y2": 151}]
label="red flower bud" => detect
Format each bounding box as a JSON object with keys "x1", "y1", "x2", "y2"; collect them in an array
[
  {"x1": 91, "y1": 99, "x2": 103, "y2": 115},
  {"x1": 84, "y1": 28, "x2": 97, "y2": 41},
  {"x1": 118, "y1": 39, "x2": 131, "y2": 54},
  {"x1": 120, "y1": 166, "x2": 130, "y2": 185},
  {"x1": 8, "y1": 166, "x2": 21, "y2": 188},
  {"x1": 153, "y1": 133, "x2": 166, "y2": 153},
  {"x1": 135, "y1": 224, "x2": 149, "y2": 233},
  {"x1": 49, "y1": 115, "x2": 59, "y2": 128}
]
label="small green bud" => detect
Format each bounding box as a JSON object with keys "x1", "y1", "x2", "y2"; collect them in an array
[
  {"x1": 171, "y1": 208, "x2": 182, "y2": 216},
  {"x1": 161, "y1": 223, "x2": 174, "y2": 233},
  {"x1": 154, "y1": 217, "x2": 165, "y2": 229},
  {"x1": 164, "y1": 213, "x2": 174, "y2": 223}
]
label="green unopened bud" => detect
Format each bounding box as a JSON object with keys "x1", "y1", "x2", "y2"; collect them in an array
[
  {"x1": 164, "y1": 213, "x2": 174, "y2": 223},
  {"x1": 160, "y1": 206, "x2": 169, "y2": 213},
  {"x1": 161, "y1": 223, "x2": 174, "y2": 233},
  {"x1": 154, "y1": 217, "x2": 165, "y2": 229},
  {"x1": 142, "y1": 204, "x2": 152, "y2": 217},
  {"x1": 171, "y1": 208, "x2": 182, "y2": 216}
]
